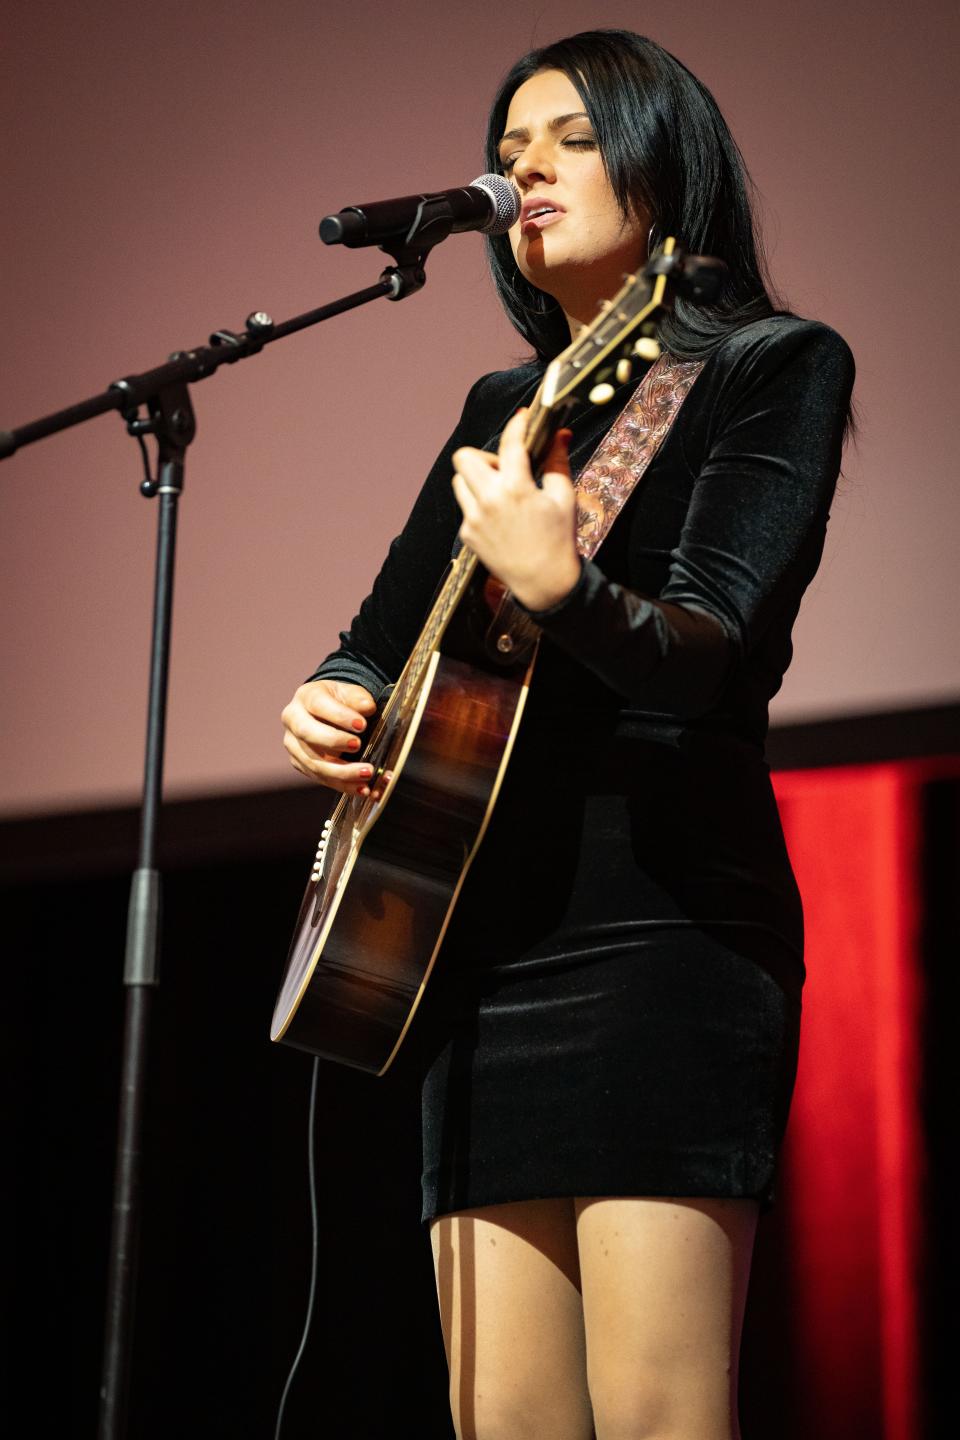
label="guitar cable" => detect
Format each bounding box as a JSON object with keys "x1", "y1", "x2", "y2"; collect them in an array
[{"x1": 273, "y1": 1055, "x2": 321, "y2": 1440}]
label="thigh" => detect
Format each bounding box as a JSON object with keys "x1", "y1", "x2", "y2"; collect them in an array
[
  {"x1": 575, "y1": 1196, "x2": 758, "y2": 1440},
  {"x1": 430, "y1": 1197, "x2": 593, "y2": 1440}
]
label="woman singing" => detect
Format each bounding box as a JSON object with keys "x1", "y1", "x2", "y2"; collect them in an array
[{"x1": 281, "y1": 30, "x2": 854, "y2": 1440}]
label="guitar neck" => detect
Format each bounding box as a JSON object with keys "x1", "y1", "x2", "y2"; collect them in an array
[
  {"x1": 520, "y1": 383, "x2": 567, "y2": 477},
  {"x1": 380, "y1": 540, "x2": 477, "y2": 725}
]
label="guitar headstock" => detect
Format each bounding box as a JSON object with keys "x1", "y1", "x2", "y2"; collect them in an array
[{"x1": 535, "y1": 240, "x2": 724, "y2": 422}]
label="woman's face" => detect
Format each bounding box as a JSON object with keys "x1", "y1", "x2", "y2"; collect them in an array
[{"x1": 498, "y1": 68, "x2": 649, "y2": 331}]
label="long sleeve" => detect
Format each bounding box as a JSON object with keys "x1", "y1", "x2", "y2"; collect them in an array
[{"x1": 519, "y1": 319, "x2": 855, "y2": 723}]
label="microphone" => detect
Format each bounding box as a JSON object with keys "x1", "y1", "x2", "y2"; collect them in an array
[{"x1": 319, "y1": 173, "x2": 520, "y2": 249}]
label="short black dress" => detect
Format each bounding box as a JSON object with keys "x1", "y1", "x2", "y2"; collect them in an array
[{"x1": 309, "y1": 315, "x2": 855, "y2": 1222}]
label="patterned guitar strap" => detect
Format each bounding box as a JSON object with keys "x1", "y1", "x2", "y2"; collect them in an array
[{"x1": 487, "y1": 351, "x2": 705, "y2": 662}]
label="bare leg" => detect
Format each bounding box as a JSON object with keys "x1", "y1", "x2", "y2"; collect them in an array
[
  {"x1": 429, "y1": 1197, "x2": 594, "y2": 1440},
  {"x1": 575, "y1": 1196, "x2": 758, "y2": 1440}
]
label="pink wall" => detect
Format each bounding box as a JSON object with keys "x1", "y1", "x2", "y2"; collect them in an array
[{"x1": 2, "y1": 0, "x2": 957, "y2": 816}]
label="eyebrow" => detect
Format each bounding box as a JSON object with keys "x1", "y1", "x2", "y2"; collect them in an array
[{"x1": 498, "y1": 111, "x2": 592, "y2": 146}]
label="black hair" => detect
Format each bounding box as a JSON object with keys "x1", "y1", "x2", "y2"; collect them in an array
[{"x1": 484, "y1": 29, "x2": 785, "y2": 361}]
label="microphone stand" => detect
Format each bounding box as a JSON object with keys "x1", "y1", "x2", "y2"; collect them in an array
[{"x1": 0, "y1": 231, "x2": 440, "y2": 1440}]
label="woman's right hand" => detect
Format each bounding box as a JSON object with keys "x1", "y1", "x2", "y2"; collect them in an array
[{"x1": 281, "y1": 679, "x2": 378, "y2": 796}]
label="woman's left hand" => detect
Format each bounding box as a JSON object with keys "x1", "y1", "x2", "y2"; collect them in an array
[{"x1": 452, "y1": 408, "x2": 582, "y2": 612}]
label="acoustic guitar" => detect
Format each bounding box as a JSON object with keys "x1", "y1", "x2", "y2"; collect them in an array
[{"x1": 271, "y1": 241, "x2": 721, "y2": 1073}]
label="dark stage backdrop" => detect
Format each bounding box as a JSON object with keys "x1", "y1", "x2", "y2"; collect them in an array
[{"x1": 3, "y1": 735, "x2": 956, "y2": 1438}]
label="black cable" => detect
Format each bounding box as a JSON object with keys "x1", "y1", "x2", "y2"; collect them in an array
[{"x1": 274, "y1": 1056, "x2": 321, "y2": 1440}]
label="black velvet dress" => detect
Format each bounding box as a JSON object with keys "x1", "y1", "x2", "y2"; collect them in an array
[{"x1": 308, "y1": 315, "x2": 855, "y2": 1221}]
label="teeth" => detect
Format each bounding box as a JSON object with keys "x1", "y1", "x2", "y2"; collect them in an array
[{"x1": 527, "y1": 206, "x2": 555, "y2": 218}]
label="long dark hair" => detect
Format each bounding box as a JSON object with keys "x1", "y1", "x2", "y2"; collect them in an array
[{"x1": 484, "y1": 30, "x2": 785, "y2": 361}]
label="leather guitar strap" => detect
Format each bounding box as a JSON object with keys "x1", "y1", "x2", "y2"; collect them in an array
[
  {"x1": 486, "y1": 351, "x2": 705, "y2": 661},
  {"x1": 573, "y1": 351, "x2": 705, "y2": 562}
]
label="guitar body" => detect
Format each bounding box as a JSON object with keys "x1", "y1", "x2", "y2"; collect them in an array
[{"x1": 270, "y1": 644, "x2": 535, "y2": 1074}]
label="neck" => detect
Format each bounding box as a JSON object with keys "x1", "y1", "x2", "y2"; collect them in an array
[{"x1": 548, "y1": 265, "x2": 640, "y2": 341}]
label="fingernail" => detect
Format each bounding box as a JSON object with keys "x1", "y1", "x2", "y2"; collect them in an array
[{"x1": 352, "y1": 718, "x2": 365, "y2": 731}]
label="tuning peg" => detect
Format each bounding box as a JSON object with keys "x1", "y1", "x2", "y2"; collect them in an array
[
  {"x1": 616, "y1": 357, "x2": 632, "y2": 384},
  {"x1": 589, "y1": 382, "x2": 616, "y2": 405},
  {"x1": 633, "y1": 337, "x2": 660, "y2": 361}
]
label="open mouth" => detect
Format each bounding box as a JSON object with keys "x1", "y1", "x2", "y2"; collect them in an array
[{"x1": 520, "y1": 200, "x2": 565, "y2": 232}]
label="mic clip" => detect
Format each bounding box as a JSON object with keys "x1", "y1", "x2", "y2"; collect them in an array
[
  {"x1": 379, "y1": 247, "x2": 429, "y2": 300},
  {"x1": 378, "y1": 194, "x2": 455, "y2": 300}
]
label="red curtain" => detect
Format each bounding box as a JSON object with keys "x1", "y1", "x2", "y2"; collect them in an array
[{"x1": 769, "y1": 759, "x2": 954, "y2": 1438}]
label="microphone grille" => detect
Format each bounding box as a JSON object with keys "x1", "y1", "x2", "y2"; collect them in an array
[{"x1": 470, "y1": 173, "x2": 521, "y2": 234}]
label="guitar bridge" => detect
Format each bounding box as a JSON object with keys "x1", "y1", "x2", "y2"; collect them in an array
[{"x1": 310, "y1": 818, "x2": 333, "y2": 884}]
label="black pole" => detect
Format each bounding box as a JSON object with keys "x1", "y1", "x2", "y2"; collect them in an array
[{"x1": 98, "y1": 440, "x2": 184, "y2": 1439}]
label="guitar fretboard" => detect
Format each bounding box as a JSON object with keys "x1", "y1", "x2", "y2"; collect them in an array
[{"x1": 389, "y1": 542, "x2": 480, "y2": 720}]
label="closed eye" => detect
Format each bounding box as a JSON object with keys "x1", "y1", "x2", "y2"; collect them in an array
[{"x1": 500, "y1": 135, "x2": 598, "y2": 174}]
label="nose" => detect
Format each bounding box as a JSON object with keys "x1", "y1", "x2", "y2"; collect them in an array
[{"x1": 511, "y1": 134, "x2": 557, "y2": 189}]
